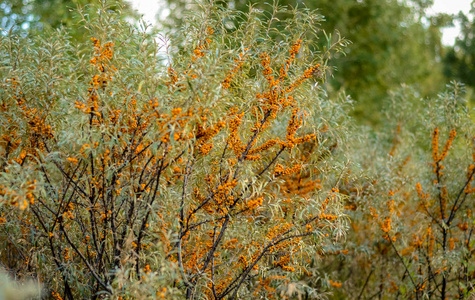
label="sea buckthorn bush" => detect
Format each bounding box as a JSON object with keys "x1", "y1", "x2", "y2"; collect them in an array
[
  {"x1": 324, "y1": 84, "x2": 475, "y2": 299},
  {"x1": 0, "y1": 1, "x2": 352, "y2": 299}
]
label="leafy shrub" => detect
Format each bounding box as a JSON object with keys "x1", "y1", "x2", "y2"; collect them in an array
[
  {"x1": 325, "y1": 84, "x2": 475, "y2": 299},
  {"x1": 0, "y1": 1, "x2": 351, "y2": 299}
]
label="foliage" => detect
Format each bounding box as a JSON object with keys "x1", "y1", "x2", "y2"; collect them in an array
[
  {"x1": 0, "y1": 0, "x2": 137, "y2": 42},
  {"x1": 164, "y1": 0, "x2": 449, "y2": 124},
  {"x1": 0, "y1": 269, "x2": 41, "y2": 299},
  {"x1": 321, "y1": 83, "x2": 475, "y2": 299},
  {"x1": 0, "y1": 1, "x2": 352, "y2": 299},
  {"x1": 443, "y1": 1, "x2": 475, "y2": 96},
  {"x1": 2, "y1": 0, "x2": 475, "y2": 299}
]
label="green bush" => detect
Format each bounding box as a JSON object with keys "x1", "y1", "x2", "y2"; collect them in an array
[
  {"x1": 325, "y1": 84, "x2": 475, "y2": 299},
  {"x1": 0, "y1": 1, "x2": 351, "y2": 299}
]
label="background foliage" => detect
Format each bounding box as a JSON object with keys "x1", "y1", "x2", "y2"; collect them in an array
[{"x1": 0, "y1": 0, "x2": 137, "y2": 42}]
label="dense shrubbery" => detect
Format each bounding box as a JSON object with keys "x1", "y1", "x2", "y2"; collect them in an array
[
  {"x1": 0, "y1": 1, "x2": 474, "y2": 299},
  {"x1": 0, "y1": 1, "x2": 352, "y2": 299},
  {"x1": 322, "y1": 84, "x2": 475, "y2": 299}
]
